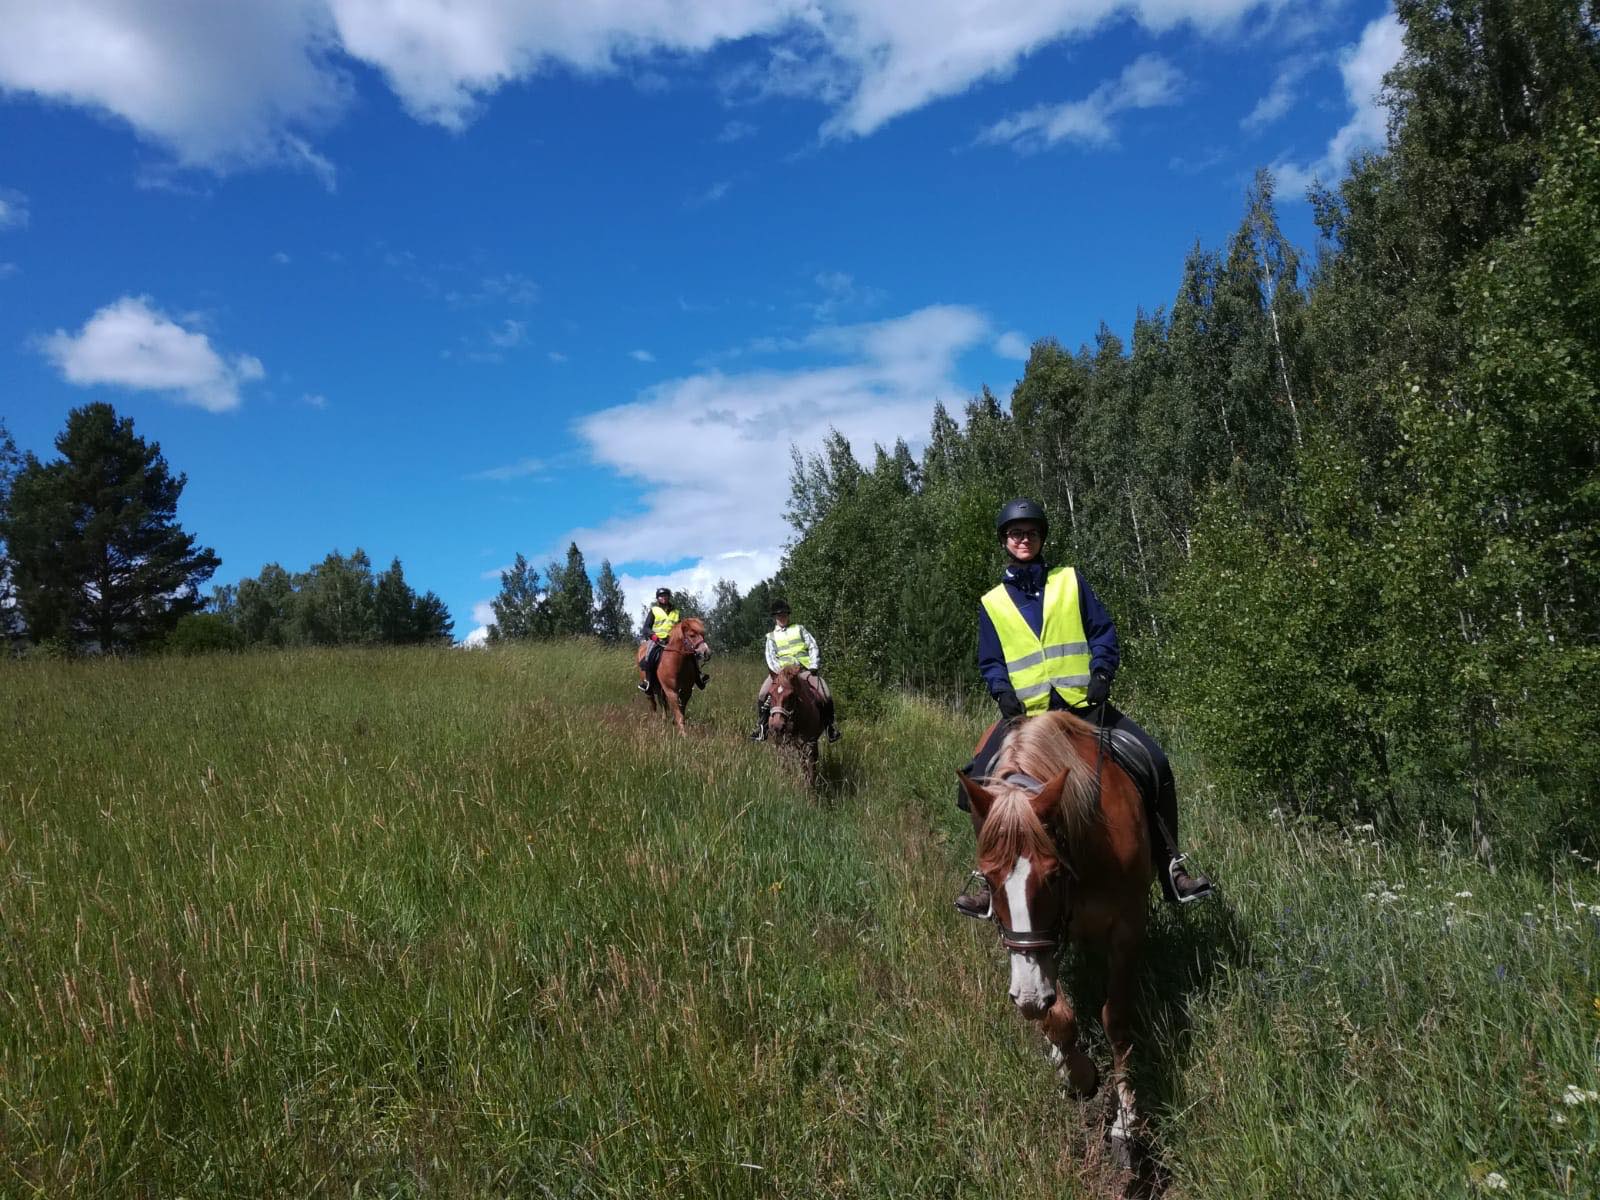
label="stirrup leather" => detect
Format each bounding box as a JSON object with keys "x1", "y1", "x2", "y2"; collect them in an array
[
  {"x1": 1167, "y1": 855, "x2": 1215, "y2": 905},
  {"x1": 954, "y1": 870, "x2": 992, "y2": 921}
]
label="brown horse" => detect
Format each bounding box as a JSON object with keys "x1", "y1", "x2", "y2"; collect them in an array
[
  {"x1": 956, "y1": 710, "x2": 1154, "y2": 1165},
  {"x1": 636, "y1": 618, "x2": 711, "y2": 734},
  {"x1": 765, "y1": 665, "x2": 824, "y2": 786}
]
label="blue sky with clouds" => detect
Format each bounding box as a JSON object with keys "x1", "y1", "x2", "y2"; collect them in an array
[{"x1": 0, "y1": 0, "x2": 1400, "y2": 642}]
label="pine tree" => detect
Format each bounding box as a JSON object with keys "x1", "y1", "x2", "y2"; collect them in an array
[
  {"x1": 487, "y1": 553, "x2": 545, "y2": 642},
  {"x1": 374, "y1": 557, "x2": 419, "y2": 644},
  {"x1": 4, "y1": 403, "x2": 219, "y2": 651},
  {"x1": 547, "y1": 542, "x2": 594, "y2": 637},
  {"x1": 592, "y1": 560, "x2": 631, "y2": 644}
]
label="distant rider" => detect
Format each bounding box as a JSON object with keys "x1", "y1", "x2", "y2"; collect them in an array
[
  {"x1": 750, "y1": 598, "x2": 840, "y2": 743},
  {"x1": 638, "y1": 587, "x2": 708, "y2": 691},
  {"x1": 954, "y1": 498, "x2": 1213, "y2": 917}
]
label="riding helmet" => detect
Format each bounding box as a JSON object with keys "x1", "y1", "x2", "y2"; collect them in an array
[
  {"x1": 995, "y1": 497, "x2": 1048, "y2": 540},
  {"x1": 770, "y1": 598, "x2": 791, "y2": 616}
]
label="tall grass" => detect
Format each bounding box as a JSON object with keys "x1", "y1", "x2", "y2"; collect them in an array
[{"x1": 1, "y1": 644, "x2": 1595, "y2": 1197}]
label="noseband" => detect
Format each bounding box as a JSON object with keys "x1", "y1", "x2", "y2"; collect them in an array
[{"x1": 990, "y1": 770, "x2": 1070, "y2": 955}]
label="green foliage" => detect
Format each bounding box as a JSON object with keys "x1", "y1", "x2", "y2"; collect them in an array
[
  {"x1": 545, "y1": 542, "x2": 595, "y2": 638},
  {"x1": 591, "y1": 559, "x2": 631, "y2": 644},
  {"x1": 486, "y1": 552, "x2": 548, "y2": 642},
  {"x1": 2, "y1": 402, "x2": 219, "y2": 652},
  {"x1": 166, "y1": 612, "x2": 244, "y2": 655}
]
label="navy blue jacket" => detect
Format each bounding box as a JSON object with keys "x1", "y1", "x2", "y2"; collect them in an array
[{"x1": 976, "y1": 561, "x2": 1119, "y2": 711}]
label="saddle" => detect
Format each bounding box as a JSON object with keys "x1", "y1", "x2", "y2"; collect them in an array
[{"x1": 1100, "y1": 726, "x2": 1160, "y2": 812}]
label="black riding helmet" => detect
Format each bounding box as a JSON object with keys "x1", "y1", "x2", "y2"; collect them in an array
[
  {"x1": 995, "y1": 497, "x2": 1048, "y2": 541},
  {"x1": 770, "y1": 598, "x2": 791, "y2": 616},
  {"x1": 655, "y1": 587, "x2": 673, "y2": 604}
]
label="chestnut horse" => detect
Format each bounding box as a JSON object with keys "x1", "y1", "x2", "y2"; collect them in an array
[
  {"x1": 765, "y1": 664, "x2": 824, "y2": 787},
  {"x1": 956, "y1": 710, "x2": 1154, "y2": 1165},
  {"x1": 636, "y1": 618, "x2": 711, "y2": 735}
]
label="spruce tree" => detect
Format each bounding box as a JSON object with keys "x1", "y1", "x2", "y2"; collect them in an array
[
  {"x1": 592, "y1": 560, "x2": 630, "y2": 644},
  {"x1": 4, "y1": 403, "x2": 219, "y2": 651}
]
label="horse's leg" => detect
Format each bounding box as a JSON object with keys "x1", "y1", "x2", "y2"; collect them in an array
[
  {"x1": 669, "y1": 682, "x2": 689, "y2": 735},
  {"x1": 1102, "y1": 924, "x2": 1144, "y2": 1168},
  {"x1": 1040, "y1": 993, "x2": 1099, "y2": 1098},
  {"x1": 803, "y1": 740, "x2": 818, "y2": 788}
]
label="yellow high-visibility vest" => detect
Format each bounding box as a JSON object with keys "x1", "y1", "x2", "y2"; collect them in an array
[
  {"x1": 651, "y1": 606, "x2": 680, "y2": 641},
  {"x1": 981, "y1": 566, "x2": 1091, "y2": 713},
  {"x1": 771, "y1": 624, "x2": 813, "y2": 668}
]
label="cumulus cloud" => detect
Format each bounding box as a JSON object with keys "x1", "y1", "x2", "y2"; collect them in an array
[
  {"x1": 1272, "y1": 11, "x2": 1403, "y2": 194},
  {"x1": 977, "y1": 54, "x2": 1183, "y2": 151},
  {"x1": 0, "y1": 0, "x2": 347, "y2": 175},
  {"x1": 39, "y1": 296, "x2": 264, "y2": 412},
  {"x1": 559, "y1": 303, "x2": 990, "y2": 611},
  {"x1": 1, "y1": 0, "x2": 1291, "y2": 169}
]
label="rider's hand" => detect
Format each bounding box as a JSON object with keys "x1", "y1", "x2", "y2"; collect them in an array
[
  {"x1": 996, "y1": 689, "x2": 1025, "y2": 720},
  {"x1": 1086, "y1": 669, "x2": 1111, "y2": 707}
]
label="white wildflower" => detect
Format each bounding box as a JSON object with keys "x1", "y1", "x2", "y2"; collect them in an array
[
  {"x1": 1560, "y1": 1085, "x2": 1599, "y2": 1105},
  {"x1": 1455, "y1": 890, "x2": 1473, "y2": 899},
  {"x1": 1482, "y1": 1172, "x2": 1508, "y2": 1191},
  {"x1": 1355, "y1": 822, "x2": 1375, "y2": 833}
]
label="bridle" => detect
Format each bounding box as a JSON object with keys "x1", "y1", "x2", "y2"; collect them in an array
[{"x1": 989, "y1": 769, "x2": 1071, "y2": 955}]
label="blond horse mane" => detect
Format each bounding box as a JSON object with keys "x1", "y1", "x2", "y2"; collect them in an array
[{"x1": 976, "y1": 711, "x2": 1104, "y2": 876}]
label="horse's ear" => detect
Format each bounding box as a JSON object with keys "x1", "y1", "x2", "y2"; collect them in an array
[
  {"x1": 957, "y1": 771, "x2": 995, "y2": 819},
  {"x1": 1030, "y1": 770, "x2": 1068, "y2": 819}
]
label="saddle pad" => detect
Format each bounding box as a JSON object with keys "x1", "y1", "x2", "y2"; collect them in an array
[{"x1": 1103, "y1": 727, "x2": 1160, "y2": 809}]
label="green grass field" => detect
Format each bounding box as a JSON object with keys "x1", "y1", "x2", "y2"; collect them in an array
[{"x1": 2, "y1": 644, "x2": 1596, "y2": 1197}]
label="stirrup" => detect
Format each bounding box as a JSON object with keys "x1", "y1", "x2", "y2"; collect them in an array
[
  {"x1": 954, "y1": 871, "x2": 992, "y2": 921},
  {"x1": 636, "y1": 680, "x2": 650, "y2": 692},
  {"x1": 1168, "y1": 855, "x2": 1215, "y2": 905}
]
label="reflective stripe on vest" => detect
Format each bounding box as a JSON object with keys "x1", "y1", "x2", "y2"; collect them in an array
[
  {"x1": 771, "y1": 624, "x2": 813, "y2": 668},
  {"x1": 651, "y1": 606, "x2": 680, "y2": 640},
  {"x1": 981, "y1": 566, "x2": 1091, "y2": 713}
]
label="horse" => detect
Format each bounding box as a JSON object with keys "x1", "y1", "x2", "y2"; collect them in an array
[
  {"x1": 765, "y1": 664, "x2": 824, "y2": 786},
  {"x1": 636, "y1": 618, "x2": 711, "y2": 735},
  {"x1": 956, "y1": 709, "x2": 1154, "y2": 1167}
]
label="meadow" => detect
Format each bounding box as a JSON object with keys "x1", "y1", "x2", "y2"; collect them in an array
[{"x1": 1, "y1": 643, "x2": 1596, "y2": 1198}]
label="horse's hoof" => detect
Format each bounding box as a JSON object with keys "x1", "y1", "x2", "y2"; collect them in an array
[{"x1": 1109, "y1": 1132, "x2": 1136, "y2": 1171}]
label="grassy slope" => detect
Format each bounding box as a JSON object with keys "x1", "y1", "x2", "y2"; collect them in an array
[{"x1": 0, "y1": 644, "x2": 1595, "y2": 1198}]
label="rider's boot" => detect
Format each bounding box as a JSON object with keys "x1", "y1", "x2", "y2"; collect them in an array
[
  {"x1": 826, "y1": 723, "x2": 842, "y2": 743},
  {"x1": 749, "y1": 701, "x2": 770, "y2": 742},
  {"x1": 954, "y1": 871, "x2": 992, "y2": 919},
  {"x1": 1154, "y1": 785, "x2": 1214, "y2": 904},
  {"x1": 821, "y1": 697, "x2": 841, "y2": 742}
]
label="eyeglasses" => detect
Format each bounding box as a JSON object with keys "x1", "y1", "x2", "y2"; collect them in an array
[{"x1": 1004, "y1": 527, "x2": 1042, "y2": 542}]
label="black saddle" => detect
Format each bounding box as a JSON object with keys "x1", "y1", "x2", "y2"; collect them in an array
[{"x1": 1101, "y1": 726, "x2": 1160, "y2": 811}]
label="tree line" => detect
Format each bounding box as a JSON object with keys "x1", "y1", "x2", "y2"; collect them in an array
[
  {"x1": 0, "y1": 402, "x2": 454, "y2": 654},
  {"x1": 775, "y1": 0, "x2": 1600, "y2": 855}
]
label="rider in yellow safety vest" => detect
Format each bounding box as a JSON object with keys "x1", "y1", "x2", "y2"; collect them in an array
[
  {"x1": 638, "y1": 586, "x2": 709, "y2": 691},
  {"x1": 953, "y1": 498, "x2": 1214, "y2": 917},
  {"x1": 750, "y1": 598, "x2": 840, "y2": 743}
]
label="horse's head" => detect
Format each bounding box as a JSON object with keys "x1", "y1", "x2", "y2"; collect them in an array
[
  {"x1": 674, "y1": 618, "x2": 710, "y2": 663},
  {"x1": 766, "y1": 665, "x2": 810, "y2": 741},
  {"x1": 958, "y1": 770, "x2": 1072, "y2": 1018}
]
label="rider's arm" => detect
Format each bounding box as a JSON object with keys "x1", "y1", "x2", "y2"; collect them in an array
[
  {"x1": 764, "y1": 632, "x2": 781, "y2": 673},
  {"x1": 801, "y1": 626, "x2": 820, "y2": 670},
  {"x1": 1078, "y1": 572, "x2": 1121, "y2": 679},
  {"x1": 977, "y1": 602, "x2": 1024, "y2": 718}
]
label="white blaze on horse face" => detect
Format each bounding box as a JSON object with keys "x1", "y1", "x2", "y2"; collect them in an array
[{"x1": 1004, "y1": 856, "x2": 1056, "y2": 1012}]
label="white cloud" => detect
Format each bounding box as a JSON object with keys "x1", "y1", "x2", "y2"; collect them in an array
[
  {"x1": 0, "y1": 1, "x2": 1295, "y2": 169},
  {"x1": 630, "y1": 349, "x2": 656, "y2": 363},
  {"x1": 302, "y1": 391, "x2": 328, "y2": 407},
  {"x1": 688, "y1": 179, "x2": 732, "y2": 207},
  {"x1": 977, "y1": 54, "x2": 1183, "y2": 151},
  {"x1": 0, "y1": 263, "x2": 17, "y2": 279},
  {"x1": 560, "y1": 303, "x2": 990, "y2": 612},
  {"x1": 273, "y1": 250, "x2": 292, "y2": 264},
  {"x1": 618, "y1": 549, "x2": 786, "y2": 627},
  {"x1": 39, "y1": 296, "x2": 264, "y2": 413},
  {"x1": 0, "y1": 188, "x2": 28, "y2": 230},
  {"x1": 994, "y1": 330, "x2": 1030, "y2": 359},
  {"x1": 0, "y1": 0, "x2": 347, "y2": 175},
  {"x1": 1272, "y1": 11, "x2": 1403, "y2": 194},
  {"x1": 487, "y1": 318, "x2": 527, "y2": 348},
  {"x1": 717, "y1": 118, "x2": 758, "y2": 142},
  {"x1": 548, "y1": 350, "x2": 568, "y2": 363},
  {"x1": 1241, "y1": 55, "x2": 1314, "y2": 133},
  {"x1": 469, "y1": 456, "x2": 545, "y2": 482}
]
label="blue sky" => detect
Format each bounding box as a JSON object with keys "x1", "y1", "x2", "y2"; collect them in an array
[{"x1": 0, "y1": 0, "x2": 1400, "y2": 642}]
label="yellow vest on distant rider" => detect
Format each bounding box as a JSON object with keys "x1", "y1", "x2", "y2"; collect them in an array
[
  {"x1": 651, "y1": 606, "x2": 680, "y2": 641},
  {"x1": 771, "y1": 624, "x2": 813, "y2": 668},
  {"x1": 981, "y1": 566, "x2": 1091, "y2": 714}
]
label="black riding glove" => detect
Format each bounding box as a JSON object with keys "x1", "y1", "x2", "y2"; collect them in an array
[
  {"x1": 995, "y1": 688, "x2": 1025, "y2": 720},
  {"x1": 1085, "y1": 669, "x2": 1112, "y2": 708}
]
